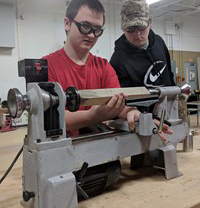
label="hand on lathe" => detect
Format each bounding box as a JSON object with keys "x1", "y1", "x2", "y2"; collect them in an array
[
  {"x1": 154, "y1": 119, "x2": 173, "y2": 142},
  {"x1": 89, "y1": 93, "x2": 126, "y2": 122},
  {"x1": 126, "y1": 109, "x2": 141, "y2": 130},
  {"x1": 125, "y1": 111, "x2": 173, "y2": 142}
]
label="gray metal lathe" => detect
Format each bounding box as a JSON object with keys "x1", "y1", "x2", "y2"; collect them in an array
[{"x1": 7, "y1": 82, "x2": 191, "y2": 208}]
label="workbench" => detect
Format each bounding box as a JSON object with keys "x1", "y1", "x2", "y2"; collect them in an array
[{"x1": 1, "y1": 139, "x2": 200, "y2": 208}]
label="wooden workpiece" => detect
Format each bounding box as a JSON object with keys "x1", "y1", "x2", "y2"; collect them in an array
[{"x1": 79, "y1": 87, "x2": 152, "y2": 106}]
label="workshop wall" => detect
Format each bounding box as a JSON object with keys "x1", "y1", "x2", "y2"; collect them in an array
[
  {"x1": 0, "y1": 1, "x2": 200, "y2": 101},
  {"x1": 152, "y1": 17, "x2": 200, "y2": 78},
  {"x1": 168, "y1": 50, "x2": 200, "y2": 78}
]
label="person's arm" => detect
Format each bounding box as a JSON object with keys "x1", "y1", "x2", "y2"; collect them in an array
[
  {"x1": 65, "y1": 93, "x2": 173, "y2": 142},
  {"x1": 118, "y1": 106, "x2": 140, "y2": 130},
  {"x1": 65, "y1": 110, "x2": 98, "y2": 130},
  {"x1": 118, "y1": 106, "x2": 173, "y2": 142},
  {"x1": 65, "y1": 93, "x2": 126, "y2": 131}
]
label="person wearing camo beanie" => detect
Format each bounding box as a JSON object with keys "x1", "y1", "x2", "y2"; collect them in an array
[{"x1": 110, "y1": 0, "x2": 175, "y2": 88}]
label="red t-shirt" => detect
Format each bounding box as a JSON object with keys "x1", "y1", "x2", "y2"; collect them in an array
[{"x1": 43, "y1": 48, "x2": 120, "y2": 136}]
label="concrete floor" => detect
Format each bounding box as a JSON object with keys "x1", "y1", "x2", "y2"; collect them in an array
[{"x1": 1, "y1": 116, "x2": 200, "y2": 208}]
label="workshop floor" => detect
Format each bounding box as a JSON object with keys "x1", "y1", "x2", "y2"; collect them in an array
[{"x1": 1, "y1": 116, "x2": 200, "y2": 208}]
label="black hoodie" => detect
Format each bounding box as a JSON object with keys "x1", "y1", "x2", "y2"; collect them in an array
[{"x1": 110, "y1": 30, "x2": 175, "y2": 88}]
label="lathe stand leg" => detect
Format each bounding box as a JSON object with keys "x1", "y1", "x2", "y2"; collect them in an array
[
  {"x1": 130, "y1": 145, "x2": 182, "y2": 180},
  {"x1": 130, "y1": 149, "x2": 164, "y2": 170},
  {"x1": 159, "y1": 145, "x2": 182, "y2": 179}
]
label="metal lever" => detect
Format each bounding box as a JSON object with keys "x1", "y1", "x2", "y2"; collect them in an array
[
  {"x1": 76, "y1": 162, "x2": 89, "y2": 199},
  {"x1": 78, "y1": 162, "x2": 88, "y2": 182},
  {"x1": 153, "y1": 115, "x2": 171, "y2": 127},
  {"x1": 153, "y1": 110, "x2": 166, "y2": 134},
  {"x1": 76, "y1": 184, "x2": 89, "y2": 199}
]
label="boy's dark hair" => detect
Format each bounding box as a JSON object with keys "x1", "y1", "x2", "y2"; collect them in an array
[{"x1": 66, "y1": 0, "x2": 105, "y2": 24}]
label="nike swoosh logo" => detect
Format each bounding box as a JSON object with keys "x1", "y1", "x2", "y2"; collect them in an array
[
  {"x1": 143, "y1": 61, "x2": 167, "y2": 87},
  {"x1": 149, "y1": 63, "x2": 166, "y2": 82}
]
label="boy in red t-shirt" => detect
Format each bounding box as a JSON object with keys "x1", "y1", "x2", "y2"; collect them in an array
[{"x1": 43, "y1": 0, "x2": 171, "y2": 140}]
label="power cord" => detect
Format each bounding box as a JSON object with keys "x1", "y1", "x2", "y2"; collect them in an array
[{"x1": 0, "y1": 145, "x2": 23, "y2": 184}]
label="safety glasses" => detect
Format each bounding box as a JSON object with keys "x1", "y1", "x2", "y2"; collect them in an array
[
  {"x1": 125, "y1": 20, "x2": 150, "y2": 33},
  {"x1": 72, "y1": 19, "x2": 104, "y2": 37}
]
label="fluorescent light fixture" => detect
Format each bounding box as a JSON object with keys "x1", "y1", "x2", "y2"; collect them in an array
[{"x1": 146, "y1": 0, "x2": 161, "y2": 5}]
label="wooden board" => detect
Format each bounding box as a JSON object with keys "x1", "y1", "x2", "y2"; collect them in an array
[{"x1": 79, "y1": 87, "x2": 152, "y2": 106}]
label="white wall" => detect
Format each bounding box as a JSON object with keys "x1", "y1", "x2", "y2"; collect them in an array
[
  {"x1": 112, "y1": 3, "x2": 200, "y2": 52},
  {"x1": 173, "y1": 16, "x2": 200, "y2": 52},
  {"x1": 1, "y1": 1, "x2": 200, "y2": 100}
]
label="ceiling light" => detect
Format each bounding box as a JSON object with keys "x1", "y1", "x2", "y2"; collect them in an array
[{"x1": 146, "y1": 0, "x2": 161, "y2": 5}]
